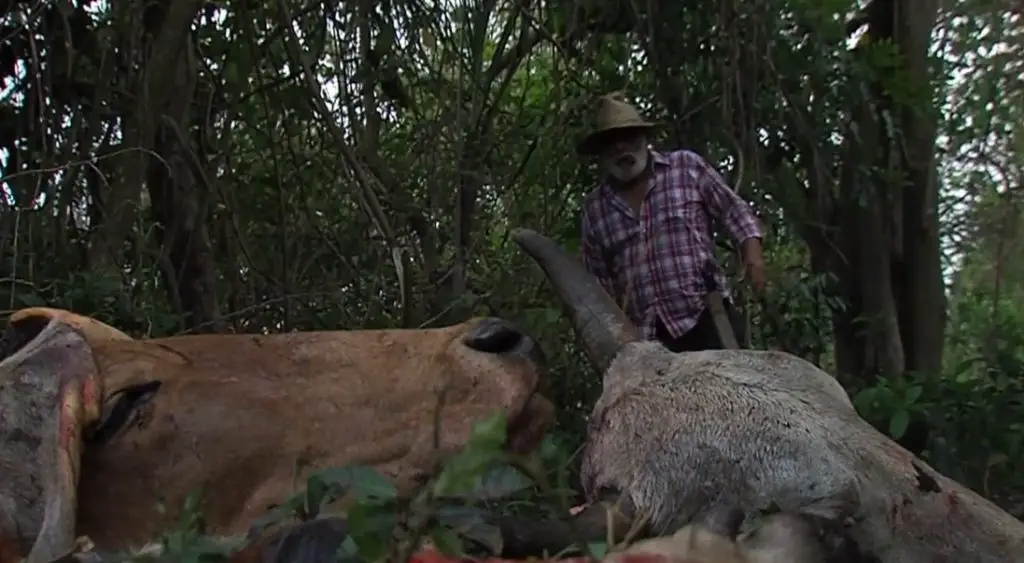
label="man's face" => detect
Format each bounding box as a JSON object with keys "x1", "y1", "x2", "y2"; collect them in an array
[{"x1": 597, "y1": 128, "x2": 649, "y2": 184}]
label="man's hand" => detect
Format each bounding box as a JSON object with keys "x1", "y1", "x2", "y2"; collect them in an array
[{"x1": 740, "y1": 238, "x2": 767, "y2": 297}]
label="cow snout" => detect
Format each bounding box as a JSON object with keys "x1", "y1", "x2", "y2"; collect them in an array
[{"x1": 463, "y1": 317, "x2": 546, "y2": 368}]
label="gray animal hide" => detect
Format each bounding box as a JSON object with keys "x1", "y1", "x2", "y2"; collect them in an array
[
  {"x1": 0, "y1": 318, "x2": 93, "y2": 560},
  {"x1": 510, "y1": 227, "x2": 1024, "y2": 563},
  {"x1": 0, "y1": 321, "x2": 63, "y2": 550},
  {"x1": 582, "y1": 342, "x2": 1024, "y2": 563}
]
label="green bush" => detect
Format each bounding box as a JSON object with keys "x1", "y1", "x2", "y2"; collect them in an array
[{"x1": 853, "y1": 289, "x2": 1024, "y2": 506}]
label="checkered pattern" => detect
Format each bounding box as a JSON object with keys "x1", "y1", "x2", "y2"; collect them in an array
[{"x1": 581, "y1": 149, "x2": 762, "y2": 339}]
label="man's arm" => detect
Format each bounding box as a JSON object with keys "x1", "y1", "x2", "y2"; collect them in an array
[
  {"x1": 690, "y1": 153, "x2": 764, "y2": 266},
  {"x1": 580, "y1": 213, "x2": 618, "y2": 299}
]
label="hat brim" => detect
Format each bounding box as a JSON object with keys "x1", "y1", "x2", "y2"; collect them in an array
[{"x1": 575, "y1": 122, "x2": 657, "y2": 156}]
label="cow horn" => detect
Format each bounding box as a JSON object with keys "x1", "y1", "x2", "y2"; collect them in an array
[{"x1": 512, "y1": 228, "x2": 640, "y2": 375}]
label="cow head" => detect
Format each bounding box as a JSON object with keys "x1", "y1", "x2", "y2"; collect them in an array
[
  {"x1": 0, "y1": 309, "x2": 555, "y2": 561},
  {"x1": 511, "y1": 228, "x2": 1024, "y2": 562}
]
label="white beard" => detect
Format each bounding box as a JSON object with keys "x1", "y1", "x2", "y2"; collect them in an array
[{"x1": 604, "y1": 148, "x2": 649, "y2": 183}]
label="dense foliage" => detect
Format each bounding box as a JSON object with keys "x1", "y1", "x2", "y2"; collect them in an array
[{"x1": 1, "y1": 0, "x2": 1022, "y2": 551}]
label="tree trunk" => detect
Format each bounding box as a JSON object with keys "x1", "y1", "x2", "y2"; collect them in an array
[
  {"x1": 890, "y1": 0, "x2": 946, "y2": 378},
  {"x1": 87, "y1": 0, "x2": 204, "y2": 279},
  {"x1": 146, "y1": 34, "x2": 225, "y2": 334},
  {"x1": 817, "y1": 0, "x2": 945, "y2": 384}
]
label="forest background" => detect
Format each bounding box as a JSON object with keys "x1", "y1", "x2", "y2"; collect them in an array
[{"x1": 1, "y1": 0, "x2": 1023, "y2": 536}]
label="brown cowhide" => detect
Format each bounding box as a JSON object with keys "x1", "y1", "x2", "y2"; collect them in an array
[{"x1": 0, "y1": 308, "x2": 554, "y2": 563}]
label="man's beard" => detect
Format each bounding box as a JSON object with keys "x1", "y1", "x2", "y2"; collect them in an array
[{"x1": 604, "y1": 148, "x2": 649, "y2": 183}]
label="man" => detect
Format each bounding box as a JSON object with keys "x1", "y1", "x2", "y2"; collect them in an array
[{"x1": 578, "y1": 92, "x2": 767, "y2": 352}]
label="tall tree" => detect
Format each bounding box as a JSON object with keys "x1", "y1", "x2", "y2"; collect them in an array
[{"x1": 821, "y1": 0, "x2": 946, "y2": 382}]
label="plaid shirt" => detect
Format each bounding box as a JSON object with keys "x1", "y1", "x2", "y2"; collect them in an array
[{"x1": 580, "y1": 149, "x2": 762, "y2": 340}]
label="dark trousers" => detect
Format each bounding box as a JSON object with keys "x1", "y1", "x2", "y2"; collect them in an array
[{"x1": 655, "y1": 300, "x2": 746, "y2": 352}]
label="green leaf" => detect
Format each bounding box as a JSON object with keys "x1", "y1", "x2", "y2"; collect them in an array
[
  {"x1": 889, "y1": 409, "x2": 910, "y2": 439},
  {"x1": 434, "y1": 450, "x2": 496, "y2": 497},
  {"x1": 429, "y1": 525, "x2": 465, "y2": 556},
  {"x1": 588, "y1": 541, "x2": 609, "y2": 558},
  {"x1": 904, "y1": 385, "x2": 923, "y2": 405},
  {"x1": 346, "y1": 502, "x2": 370, "y2": 537},
  {"x1": 303, "y1": 474, "x2": 329, "y2": 517},
  {"x1": 337, "y1": 536, "x2": 360, "y2": 561},
  {"x1": 311, "y1": 465, "x2": 397, "y2": 501},
  {"x1": 852, "y1": 388, "x2": 876, "y2": 413},
  {"x1": 538, "y1": 434, "x2": 564, "y2": 462},
  {"x1": 346, "y1": 503, "x2": 391, "y2": 561},
  {"x1": 432, "y1": 415, "x2": 520, "y2": 496},
  {"x1": 951, "y1": 357, "x2": 984, "y2": 382},
  {"x1": 543, "y1": 307, "x2": 563, "y2": 326},
  {"x1": 448, "y1": 464, "x2": 533, "y2": 500},
  {"x1": 466, "y1": 411, "x2": 509, "y2": 451}
]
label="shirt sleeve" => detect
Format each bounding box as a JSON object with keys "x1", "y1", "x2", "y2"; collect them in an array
[
  {"x1": 692, "y1": 152, "x2": 763, "y2": 244},
  {"x1": 580, "y1": 211, "x2": 617, "y2": 298}
]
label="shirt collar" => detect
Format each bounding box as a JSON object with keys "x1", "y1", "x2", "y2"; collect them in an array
[{"x1": 650, "y1": 149, "x2": 670, "y2": 167}]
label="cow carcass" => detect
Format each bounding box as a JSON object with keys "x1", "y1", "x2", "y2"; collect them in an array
[
  {"x1": 0, "y1": 308, "x2": 555, "y2": 562},
  {"x1": 510, "y1": 228, "x2": 1024, "y2": 563}
]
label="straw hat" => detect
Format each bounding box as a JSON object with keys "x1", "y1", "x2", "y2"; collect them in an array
[{"x1": 576, "y1": 92, "x2": 657, "y2": 156}]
